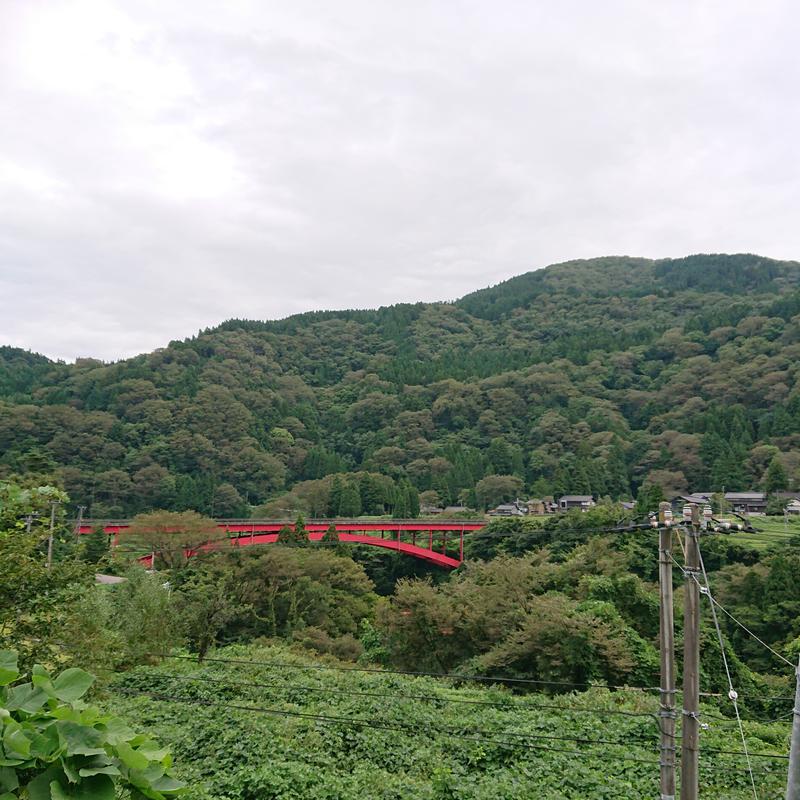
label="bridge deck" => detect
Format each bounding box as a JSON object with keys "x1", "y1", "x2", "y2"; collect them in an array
[{"x1": 78, "y1": 518, "x2": 487, "y2": 568}]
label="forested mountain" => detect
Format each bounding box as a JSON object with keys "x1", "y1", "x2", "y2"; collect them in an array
[{"x1": 3, "y1": 253, "x2": 800, "y2": 518}]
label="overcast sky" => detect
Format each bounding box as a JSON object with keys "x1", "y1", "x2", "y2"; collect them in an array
[{"x1": 2, "y1": 0, "x2": 799, "y2": 362}]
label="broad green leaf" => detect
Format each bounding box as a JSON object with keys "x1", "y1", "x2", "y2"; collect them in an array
[
  {"x1": 30, "y1": 724, "x2": 62, "y2": 760},
  {"x1": 5, "y1": 683, "x2": 48, "y2": 713},
  {"x1": 32, "y1": 665, "x2": 56, "y2": 697},
  {"x1": 78, "y1": 763, "x2": 120, "y2": 778},
  {"x1": 100, "y1": 718, "x2": 135, "y2": 746},
  {"x1": 52, "y1": 670, "x2": 94, "y2": 703},
  {"x1": 0, "y1": 652, "x2": 18, "y2": 686},
  {"x1": 0, "y1": 767, "x2": 18, "y2": 792},
  {"x1": 0, "y1": 792, "x2": 16, "y2": 800},
  {"x1": 25, "y1": 765, "x2": 66, "y2": 800},
  {"x1": 55, "y1": 722, "x2": 106, "y2": 757},
  {"x1": 3, "y1": 724, "x2": 31, "y2": 759},
  {"x1": 137, "y1": 746, "x2": 170, "y2": 764},
  {"x1": 151, "y1": 774, "x2": 185, "y2": 793},
  {"x1": 50, "y1": 707, "x2": 80, "y2": 722},
  {"x1": 50, "y1": 774, "x2": 115, "y2": 800},
  {"x1": 61, "y1": 757, "x2": 80, "y2": 783},
  {"x1": 116, "y1": 742, "x2": 150, "y2": 771}
]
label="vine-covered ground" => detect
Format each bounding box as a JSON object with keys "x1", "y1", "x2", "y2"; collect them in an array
[{"x1": 107, "y1": 643, "x2": 790, "y2": 799}]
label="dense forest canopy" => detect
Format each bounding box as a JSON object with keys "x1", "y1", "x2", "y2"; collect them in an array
[{"x1": 3, "y1": 253, "x2": 800, "y2": 517}]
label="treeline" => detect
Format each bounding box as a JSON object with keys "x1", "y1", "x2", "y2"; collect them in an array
[
  {"x1": 2, "y1": 254, "x2": 800, "y2": 518},
  {"x1": 9, "y1": 480, "x2": 798, "y2": 705}
]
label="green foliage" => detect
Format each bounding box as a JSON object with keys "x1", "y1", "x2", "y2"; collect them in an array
[
  {"x1": 106, "y1": 642, "x2": 790, "y2": 799},
  {"x1": 167, "y1": 548, "x2": 377, "y2": 653},
  {"x1": 4, "y1": 254, "x2": 800, "y2": 520},
  {"x1": 276, "y1": 515, "x2": 309, "y2": 547},
  {"x1": 634, "y1": 483, "x2": 663, "y2": 517},
  {"x1": 0, "y1": 650, "x2": 184, "y2": 800},
  {"x1": 765, "y1": 456, "x2": 788, "y2": 492},
  {"x1": 80, "y1": 526, "x2": 109, "y2": 565},
  {"x1": 376, "y1": 538, "x2": 661, "y2": 686},
  {"x1": 0, "y1": 490, "x2": 95, "y2": 670},
  {"x1": 122, "y1": 511, "x2": 219, "y2": 570}
]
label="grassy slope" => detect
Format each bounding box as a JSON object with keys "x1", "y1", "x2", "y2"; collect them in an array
[
  {"x1": 107, "y1": 643, "x2": 790, "y2": 800},
  {"x1": 730, "y1": 516, "x2": 800, "y2": 551}
]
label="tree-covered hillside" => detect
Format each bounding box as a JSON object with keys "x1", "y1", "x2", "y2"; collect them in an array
[{"x1": 3, "y1": 253, "x2": 800, "y2": 517}]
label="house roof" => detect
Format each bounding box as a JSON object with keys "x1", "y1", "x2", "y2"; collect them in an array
[
  {"x1": 559, "y1": 495, "x2": 594, "y2": 502},
  {"x1": 724, "y1": 492, "x2": 766, "y2": 501},
  {"x1": 95, "y1": 574, "x2": 126, "y2": 585}
]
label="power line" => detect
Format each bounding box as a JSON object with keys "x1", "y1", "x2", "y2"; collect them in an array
[
  {"x1": 696, "y1": 538, "x2": 759, "y2": 800},
  {"x1": 151, "y1": 652, "x2": 666, "y2": 692},
  {"x1": 140, "y1": 670, "x2": 662, "y2": 720},
  {"x1": 111, "y1": 687, "x2": 662, "y2": 764},
  {"x1": 150, "y1": 652, "x2": 795, "y2": 702},
  {"x1": 110, "y1": 687, "x2": 791, "y2": 773},
  {"x1": 708, "y1": 595, "x2": 795, "y2": 669}
]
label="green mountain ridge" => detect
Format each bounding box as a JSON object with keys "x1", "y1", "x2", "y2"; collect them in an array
[{"x1": 3, "y1": 253, "x2": 800, "y2": 517}]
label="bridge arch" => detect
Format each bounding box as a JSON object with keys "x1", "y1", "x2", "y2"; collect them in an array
[{"x1": 79, "y1": 518, "x2": 486, "y2": 568}]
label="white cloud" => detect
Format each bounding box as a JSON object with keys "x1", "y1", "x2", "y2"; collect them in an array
[{"x1": 1, "y1": 0, "x2": 800, "y2": 361}]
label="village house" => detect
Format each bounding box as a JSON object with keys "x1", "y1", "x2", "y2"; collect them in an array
[
  {"x1": 443, "y1": 505, "x2": 471, "y2": 515},
  {"x1": 525, "y1": 498, "x2": 558, "y2": 515},
  {"x1": 724, "y1": 492, "x2": 767, "y2": 514},
  {"x1": 674, "y1": 493, "x2": 714, "y2": 506},
  {"x1": 488, "y1": 500, "x2": 527, "y2": 517},
  {"x1": 558, "y1": 495, "x2": 596, "y2": 512}
]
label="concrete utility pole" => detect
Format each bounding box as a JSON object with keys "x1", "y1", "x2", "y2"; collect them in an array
[
  {"x1": 46, "y1": 501, "x2": 59, "y2": 570},
  {"x1": 680, "y1": 503, "x2": 702, "y2": 800},
  {"x1": 786, "y1": 655, "x2": 800, "y2": 800},
  {"x1": 658, "y1": 502, "x2": 677, "y2": 800}
]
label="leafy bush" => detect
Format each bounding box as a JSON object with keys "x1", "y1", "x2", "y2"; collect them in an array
[{"x1": 0, "y1": 650, "x2": 184, "y2": 799}]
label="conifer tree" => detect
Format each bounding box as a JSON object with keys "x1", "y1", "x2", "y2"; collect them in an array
[
  {"x1": 635, "y1": 482, "x2": 664, "y2": 516},
  {"x1": 321, "y1": 522, "x2": 340, "y2": 543},
  {"x1": 338, "y1": 482, "x2": 362, "y2": 517},
  {"x1": 328, "y1": 476, "x2": 344, "y2": 517},
  {"x1": 81, "y1": 525, "x2": 110, "y2": 564},
  {"x1": 765, "y1": 456, "x2": 788, "y2": 492},
  {"x1": 276, "y1": 515, "x2": 309, "y2": 546}
]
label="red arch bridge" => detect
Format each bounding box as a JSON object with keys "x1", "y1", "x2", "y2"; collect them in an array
[{"x1": 78, "y1": 519, "x2": 488, "y2": 569}]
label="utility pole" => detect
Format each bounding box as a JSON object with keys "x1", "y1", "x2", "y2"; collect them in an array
[
  {"x1": 46, "y1": 501, "x2": 59, "y2": 570},
  {"x1": 74, "y1": 505, "x2": 86, "y2": 538},
  {"x1": 680, "y1": 502, "x2": 702, "y2": 800},
  {"x1": 658, "y1": 502, "x2": 677, "y2": 799},
  {"x1": 786, "y1": 655, "x2": 800, "y2": 800}
]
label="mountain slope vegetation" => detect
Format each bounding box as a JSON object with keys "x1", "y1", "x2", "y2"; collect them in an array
[{"x1": 3, "y1": 253, "x2": 800, "y2": 517}]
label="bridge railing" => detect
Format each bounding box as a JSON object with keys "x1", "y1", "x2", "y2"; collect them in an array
[{"x1": 75, "y1": 517, "x2": 487, "y2": 527}]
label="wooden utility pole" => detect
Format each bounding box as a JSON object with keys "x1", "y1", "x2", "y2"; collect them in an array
[
  {"x1": 73, "y1": 505, "x2": 86, "y2": 538},
  {"x1": 658, "y1": 502, "x2": 677, "y2": 799},
  {"x1": 786, "y1": 655, "x2": 800, "y2": 800},
  {"x1": 46, "y1": 501, "x2": 58, "y2": 570},
  {"x1": 680, "y1": 503, "x2": 702, "y2": 800}
]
